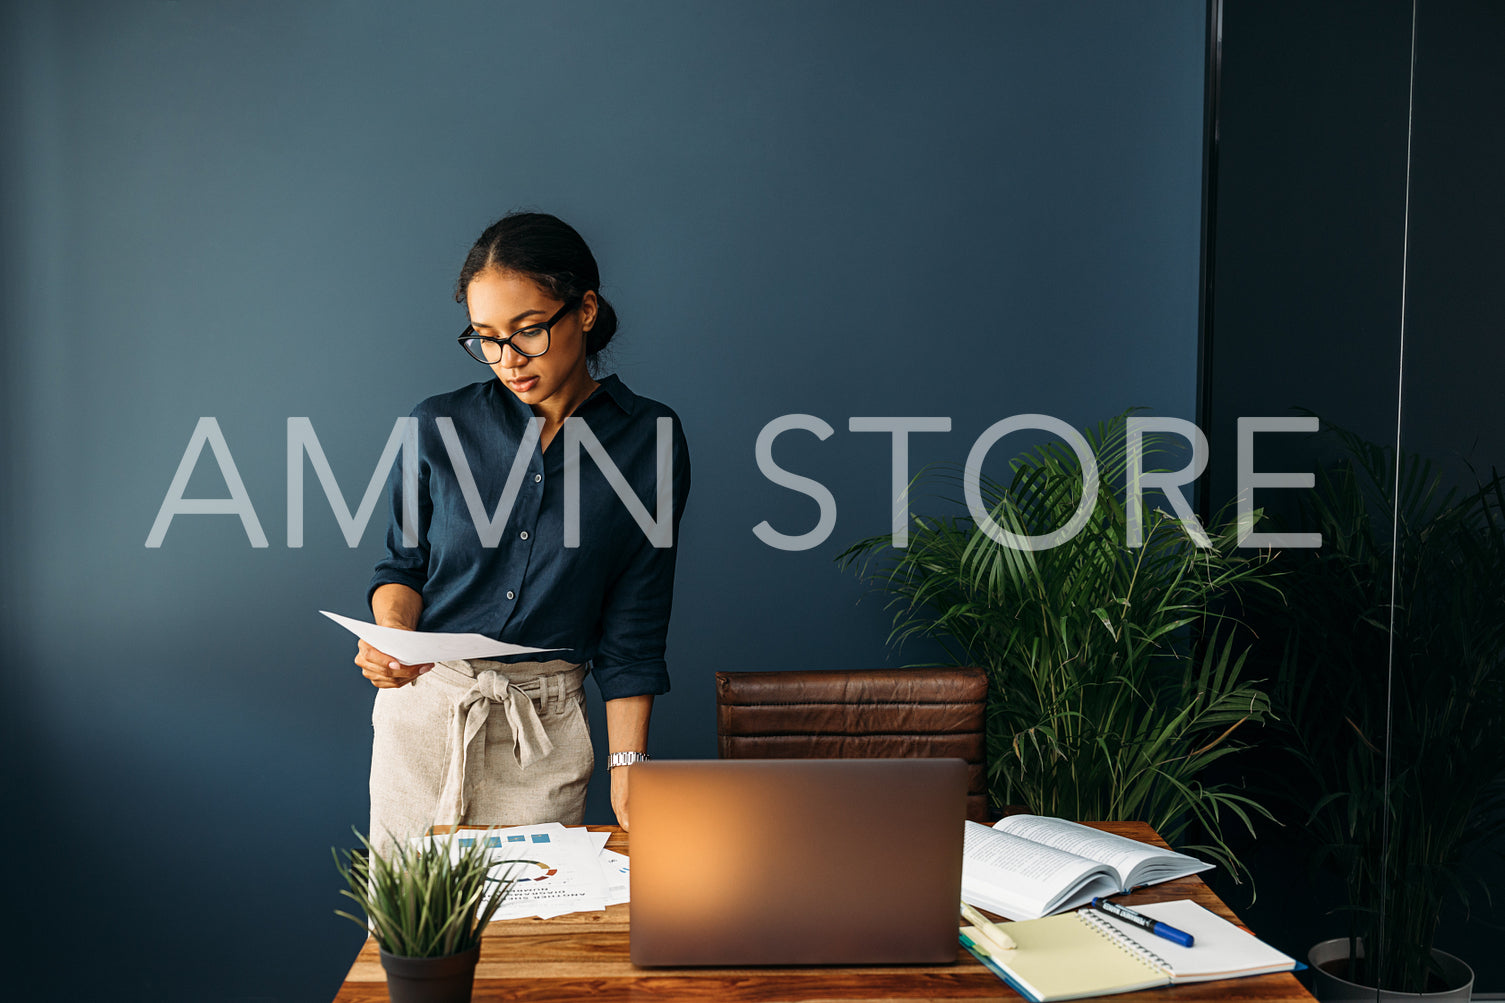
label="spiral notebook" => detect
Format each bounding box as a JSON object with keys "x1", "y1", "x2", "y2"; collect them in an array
[{"x1": 960, "y1": 899, "x2": 1298, "y2": 1002}]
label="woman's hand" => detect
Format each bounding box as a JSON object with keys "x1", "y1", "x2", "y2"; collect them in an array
[
  {"x1": 361, "y1": 585, "x2": 430, "y2": 688},
  {"x1": 611, "y1": 764, "x2": 631, "y2": 831},
  {"x1": 355, "y1": 635, "x2": 433, "y2": 688}
]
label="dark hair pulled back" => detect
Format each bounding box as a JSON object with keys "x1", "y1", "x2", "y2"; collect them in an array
[{"x1": 454, "y1": 210, "x2": 619, "y2": 360}]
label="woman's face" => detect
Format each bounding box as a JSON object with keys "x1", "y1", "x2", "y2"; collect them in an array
[{"x1": 465, "y1": 267, "x2": 598, "y2": 410}]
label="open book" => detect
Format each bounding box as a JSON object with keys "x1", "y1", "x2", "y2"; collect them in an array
[
  {"x1": 960, "y1": 899, "x2": 1298, "y2": 1002},
  {"x1": 961, "y1": 815, "x2": 1211, "y2": 920}
]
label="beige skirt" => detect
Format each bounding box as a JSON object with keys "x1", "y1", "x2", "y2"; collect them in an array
[{"x1": 367, "y1": 657, "x2": 592, "y2": 863}]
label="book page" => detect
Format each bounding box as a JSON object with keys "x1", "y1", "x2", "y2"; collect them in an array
[
  {"x1": 992, "y1": 815, "x2": 1202, "y2": 888},
  {"x1": 962, "y1": 821, "x2": 1113, "y2": 919}
]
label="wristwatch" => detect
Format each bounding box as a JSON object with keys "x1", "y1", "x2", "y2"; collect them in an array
[{"x1": 607, "y1": 751, "x2": 650, "y2": 769}]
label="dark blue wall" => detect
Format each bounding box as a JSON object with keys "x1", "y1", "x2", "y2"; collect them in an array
[{"x1": 2, "y1": 1, "x2": 1206, "y2": 999}]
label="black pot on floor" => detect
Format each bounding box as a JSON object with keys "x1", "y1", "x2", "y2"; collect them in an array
[
  {"x1": 1308, "y1": 938, "x2": 1473, "y2": 1001},
  {"x1": 378, "y1": 943, "x2": 481, "y2": 1003}
]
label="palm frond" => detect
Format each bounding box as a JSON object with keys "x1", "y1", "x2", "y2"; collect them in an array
[{"x1": 840, "y1": 411, "x2": 1282, "y2": 879}]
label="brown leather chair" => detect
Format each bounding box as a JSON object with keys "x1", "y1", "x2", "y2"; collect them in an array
[{"x1": 715, "y1": 666, "x2": 991, "y2": 823}]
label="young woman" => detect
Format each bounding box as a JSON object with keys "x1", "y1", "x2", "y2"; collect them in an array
[{"x1": 356, "y1": 211, "x2": 690, "y2": 860}]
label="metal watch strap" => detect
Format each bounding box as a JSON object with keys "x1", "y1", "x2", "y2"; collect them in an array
[{"x1": 607, "y1": 751, "x2": 650, "y2": 769}]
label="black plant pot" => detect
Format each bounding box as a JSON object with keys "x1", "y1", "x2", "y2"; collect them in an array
[
  {"x1": 1308, "y1": 938, "x2": 1474, "y2": 1001},
  {"x1": 378, "y1": 943, "x2": 481, "y2": 1003}
]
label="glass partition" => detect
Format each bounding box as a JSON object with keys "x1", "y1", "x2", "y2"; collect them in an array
[
  {"x1": 1390, "y1": 0, "x2": 1505, "y2": 994},
  {"x1": 1205, "y1": 0, "x2": 1503, "y2": 995}
]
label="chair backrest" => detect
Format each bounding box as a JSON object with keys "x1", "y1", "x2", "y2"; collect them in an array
[{"x1": 715, "y1": 666, "x2": 991, "y2": 823}]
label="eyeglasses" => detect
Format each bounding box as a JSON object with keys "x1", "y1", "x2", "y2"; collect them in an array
[{"x1": 457, "y1": 299, "x2": 578, "y2": 364}]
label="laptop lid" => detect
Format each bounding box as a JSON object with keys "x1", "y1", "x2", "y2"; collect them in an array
[{"x1": 628, "y1": 758, "x2": 967, "y2": 966}]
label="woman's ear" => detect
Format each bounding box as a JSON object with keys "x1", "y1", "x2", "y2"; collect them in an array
[{"x1": 580, "y1": 289, "x2": 598, "y2": 332}]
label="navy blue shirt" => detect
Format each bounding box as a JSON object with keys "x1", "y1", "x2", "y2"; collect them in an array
[{"x1": 367, "y1": 374, "x2": 691, "y2": 701}]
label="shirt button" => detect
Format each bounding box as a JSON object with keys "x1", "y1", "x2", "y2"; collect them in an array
[
  {"x1": 519, "y1": 531, "x2": 529, "y2": 541},
  {"x1": 506, "y1": 590, "x2": 516, "y2": 600},
  {"x1": 534, "y1": 473, "x2": 542, "y2": 483}
]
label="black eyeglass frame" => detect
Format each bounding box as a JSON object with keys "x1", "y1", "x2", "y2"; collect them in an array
[{"x1": 457, "y1": 298, "x2": 579, "y2": 363}]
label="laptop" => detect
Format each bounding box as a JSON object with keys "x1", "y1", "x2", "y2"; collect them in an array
[{"x1": 628, "y1": 758, "x2": 967, "y2": 966}]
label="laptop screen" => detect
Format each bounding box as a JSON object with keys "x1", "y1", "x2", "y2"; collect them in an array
[{"x1": 628, "y1": 758, "x2": 967, "y2": 966}]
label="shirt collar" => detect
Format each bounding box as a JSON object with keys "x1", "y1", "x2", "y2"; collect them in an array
[
  {"x1": 591, "y1": 373, "x2": 638, "y2": 415},
  {"x1": 486, "y1": 372, "x2": 638, "y2": 417}
]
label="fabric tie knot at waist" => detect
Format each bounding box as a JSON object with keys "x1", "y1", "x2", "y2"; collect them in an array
[{"x1": 430, "y1": 661, "x2": 567, "y2": 827}]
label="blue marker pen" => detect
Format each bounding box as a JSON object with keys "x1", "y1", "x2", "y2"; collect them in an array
[{"x1": 1089, "y1": 897, "x2": 1195, "y2": 948}]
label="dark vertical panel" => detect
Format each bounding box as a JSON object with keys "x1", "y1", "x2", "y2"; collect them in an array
[
  {"x1": 1396, "y1": 0, "x2": 1505, "y2": 989},
  {"x1": 1198, "y1": 0, "x2": 1414, "y2": 975},
  {"x1": 1206, "y1": 0, "x2": 1411, "y2": 511},
  {"x1": 1204, "y1": 0, "x2": 1504, "y2": 990},
  {"x1": 1194, "y1": 0, "x2": 1223, "y2": 524},
  {"x1": 1401, "y1": 0, "x2": 1505, "y2": 482}
]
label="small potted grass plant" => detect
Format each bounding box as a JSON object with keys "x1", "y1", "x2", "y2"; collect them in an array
[{"x1": 334, "y1": 826, "x2": 518, "y2": 1003}]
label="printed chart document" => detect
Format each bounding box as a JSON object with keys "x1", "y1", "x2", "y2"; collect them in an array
[
  {"x1": 320, "y1": 610, "x2": 557, "y2": 664},
  {"x1": 960, "y1": 899, "x2": 1297, "y2": 1001},
  {"x1": 961, "y1": 816, "x2": 1211, "y2": 920},
  {"x1": 412, "y1": 823, "x2": 629, "y2": 920}
]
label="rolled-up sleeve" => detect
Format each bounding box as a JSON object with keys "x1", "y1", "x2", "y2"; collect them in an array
[
  {"x1": 590, "y1": 420, "x2": 691, "y2": 702},
  {"x1": 366, "y1": 406, "x2": 433, "y2": 611}
]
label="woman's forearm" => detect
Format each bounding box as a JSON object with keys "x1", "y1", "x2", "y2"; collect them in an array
[
  {"x1": 605, "y1": 694, "x2": 653, "y2": 830},
  {"x1": 605, "y1": 694, "x2": 653, "y2": 753},
  {"x1": 371, "y1": 583, "x2": 423, "y2": 629}
]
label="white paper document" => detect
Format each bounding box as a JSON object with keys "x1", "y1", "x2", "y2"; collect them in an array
[
  {"x1": 320, "y1": 610, "x2": 558, "y2": 664},
  {"x1": 598, "y1": 848, "x2": 630, "y2": 906},
  {"x1": 413, "y1": 823, "x2": 627, "y2": 920}
]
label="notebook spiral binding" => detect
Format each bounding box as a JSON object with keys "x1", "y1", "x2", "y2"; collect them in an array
[{"x1": 1077, "y1": 910, "x2": 1173, "y2": 972}]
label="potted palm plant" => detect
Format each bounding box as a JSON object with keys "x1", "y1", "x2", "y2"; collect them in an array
[
  {"x1": 333, "y1": 826, "x2": 519, "y2": 1003},
  {"x1": 1251, "y1": 422, "x2": 1505, "y2": 999},
  {"x1": 839, "y1": 412, "x2": 1284, "y2": 880}
]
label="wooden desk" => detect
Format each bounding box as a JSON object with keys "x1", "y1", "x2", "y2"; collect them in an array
[{"x1": 332, "y1": 821, "x2": 1314, "y2": 1002}]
